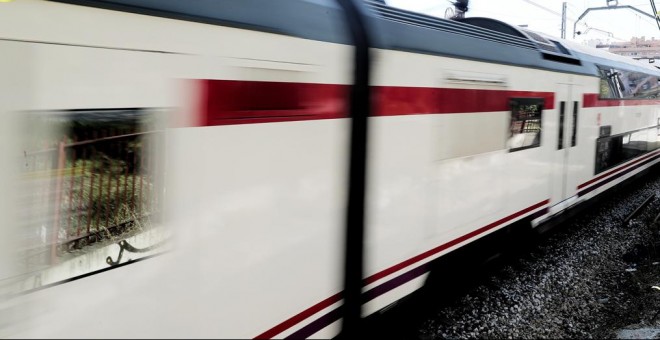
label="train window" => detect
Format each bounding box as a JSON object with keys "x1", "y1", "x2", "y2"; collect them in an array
[
  {"x1": 595, "y1": 123, "x2": 660, "y2": 174},
  {"x1": 597, "y1": 66, "x2": 660, "y2": 99},
  {"x1": 599, "y1": 69, "x2": 618, "y2": 99},
  {"x1": 9, "y1": 109, "x2": 167, "y2": 294},
  {"x1": 508, "y1": 98, "x2": 543, "y2": 152},
  {"x1": 634, "y1": 74, "x2": 660, "y2": 98}
]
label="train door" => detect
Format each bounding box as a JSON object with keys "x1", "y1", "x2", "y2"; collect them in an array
[{"x1": 550, "y1": 83, "x2": 580, "y2": 212}]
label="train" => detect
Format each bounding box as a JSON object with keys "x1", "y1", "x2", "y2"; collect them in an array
[{"x1": 0, "y1": 0, "x2": 659, "y2": 338}]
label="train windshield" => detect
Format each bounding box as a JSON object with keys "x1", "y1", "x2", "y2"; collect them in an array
[{"x1": 598, "y1": 66, "x2": 660, "y2": 99}]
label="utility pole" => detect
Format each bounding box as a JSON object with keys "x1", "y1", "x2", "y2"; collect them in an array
[{"x1": 561, "y1": 2, "x2": 567, "y2": 39}]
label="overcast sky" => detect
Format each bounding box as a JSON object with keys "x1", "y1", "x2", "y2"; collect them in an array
[{"x1": 384, "y1": 0, "x2": 660, "y2": 44}]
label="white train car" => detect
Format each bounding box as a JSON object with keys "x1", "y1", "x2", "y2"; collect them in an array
[{"x1": 0, "y1": 0, "x2": 658, "y2": 338}]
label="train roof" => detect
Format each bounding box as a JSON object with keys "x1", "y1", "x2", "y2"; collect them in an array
[
  {"x1": 52, "y1": 0, "x2": 660, "y2": 78},
  {"x1": 363, "y1": 1, "x2": 660, "y2": 77}
]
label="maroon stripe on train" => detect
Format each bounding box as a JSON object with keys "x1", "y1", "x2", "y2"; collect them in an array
[
  {"x1": 363, "y1": 199, "x2": 549, "y2": 285},
  {"x1": 577, "y1": 152, "x2": 660, "y2": 197},
  {"x1": 577, "y1": 149, "x2": 660, "y2": 190},
  {"x1": 582, "y1": 93, "x2": 660, "y2": 108},
  {"x1": 374, "y1": 87, "x2": 555, "y2": 116},
  {"x1": 254, "y1": 199, "x2": 549, "y2": 339},
  {"x1": 200, "y1": 79, "x2": 348, "y2": 126},
  {"x1": 199, "y1": 80, "x2": 555, "y2": 126},
  {"x1": 253, "y1": 292, "x2": 342, "y2": 339}
]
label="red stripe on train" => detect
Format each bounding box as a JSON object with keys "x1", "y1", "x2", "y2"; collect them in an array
[
  {"x1": 583, "y1": 93, "x2": 660, "y2": 107},
  {"x1": 374, "y1": 87, "x2": 555, "y2": 116},
  {"x1": 254, "y1": 199, "x2": 549, "y2": 339},
  {"x1": 198, "y1": 80, "x2": 555, "y2": 126},
  {"x1": 577, "y1": 149, "x2": 660, "y2": 190},
  {"x1": 253, "y1": 293, "x2": 342, "y2": 340},
  {"x1": 363, "y1": 198, "x2": 549, "y2": 285},
  {"x1": 199, "y1": 80, "x2": 348, "y2": 126}
]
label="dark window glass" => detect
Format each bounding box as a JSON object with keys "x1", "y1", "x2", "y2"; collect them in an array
[
  {"x1": 571, "y1": 101, "x2": 578, "y2": 147},
  {"x1": 595, "y1": 124, "x2": 660, "y2": 174},
  {"x1": 558, "y1": 101, "x2": 565, "y2": 150},
  {"x1": 508, "y1": 98, "x2": 543, "y2": 151}
]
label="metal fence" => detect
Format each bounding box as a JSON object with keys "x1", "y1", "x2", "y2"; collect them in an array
[{"x1": 19, "y1": 127, "x2": 161, "y2": 267}]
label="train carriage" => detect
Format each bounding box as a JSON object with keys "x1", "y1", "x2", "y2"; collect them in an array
[{"x1": 0, "y1": 0, "x2": 659, "y2": 338}]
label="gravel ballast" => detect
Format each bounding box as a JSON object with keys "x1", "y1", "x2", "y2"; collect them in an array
[{"x1": 419, "y1": 173, "x2": 660, "y2": 339}]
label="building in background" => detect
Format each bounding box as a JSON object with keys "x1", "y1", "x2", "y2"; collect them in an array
[{"x1": 596, "y1": 36, "x2": 660, "y2": 64}]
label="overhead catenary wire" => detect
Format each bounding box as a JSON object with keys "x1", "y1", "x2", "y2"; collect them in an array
[
  {"x1": 648, "y1": 0, "x2": 660, "y2": 31},
  {"x1": 523, "y1": 0, "x2": 622, "y2": 40},
  {"x1": 523, "y1": 0, "x2": 578, "y2": 21}
]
